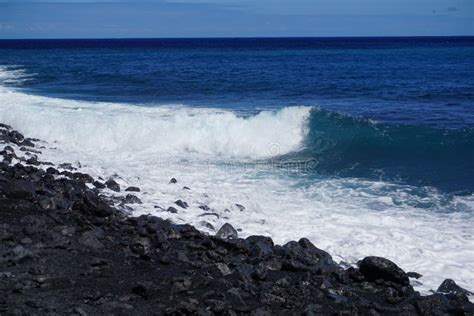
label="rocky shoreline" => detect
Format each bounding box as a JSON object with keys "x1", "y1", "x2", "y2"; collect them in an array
[{"x1": 0, "y1": 123, "x2": 473, "y2": 315}]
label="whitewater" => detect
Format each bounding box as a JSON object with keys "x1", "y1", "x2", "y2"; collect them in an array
[{"x1": 0, "y1": 66, "x2": 473, "y2": 297}]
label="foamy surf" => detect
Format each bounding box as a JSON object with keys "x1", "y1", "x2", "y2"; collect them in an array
[{"x1": 0, "y1": 66, "x2": 473, "y2": 298}]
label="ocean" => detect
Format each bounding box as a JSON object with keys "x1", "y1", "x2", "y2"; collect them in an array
[{"x1": 0, "y1": 37, "x2": 473, "y2": 294}]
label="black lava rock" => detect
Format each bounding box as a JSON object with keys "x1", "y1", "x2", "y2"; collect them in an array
[
  {"x1": 216, "y1": 223, "x2": 238, "y2": 239},
  {"x1": 167, "y1": 207, "x2": 178, "y2": 214},
  {"x1": 437, "y1": 279, "x2": 473, "y2": 297},
  {"x1": 359, "y1": 256, "x2": 409, "y2": 285},
  {"x1": 105, "y1": 179, "x2": 120, "y2": 192},
  {"x1": 175, "y1": 200, "x2": 188, "y2": 209},
  {"x1": 125, "y1": 186, "x2": 140, "y2": 192}
]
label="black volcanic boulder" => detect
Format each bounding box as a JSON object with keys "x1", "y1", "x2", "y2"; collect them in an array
[
  {"x1": 105, "y1": 179, "x2": 120, "y2": 192},
  {"x1": 246, "y1": 235, "x2": 274, "y2": 258},
  {"x1": 359, "y1": 256, "x2": 409, "y2": 285},
  {"x1": 281, "y1": 238, "x2": 335, "y2": 270},
  {"x1": 216, "y1": 223, "x2": 238, "y2": 239},
  {"x1": 175, "y1": 200, "x2": 188, "y2": 209},
  {"x1": 437, "y1": 279, "x2": 473, "y2": 297},
  {"x1": 74, "y1": 191, "x2": 114, "y2": 218},
  {"x1": 125, "y1": 186, "x2": 140, "y2": 192}
]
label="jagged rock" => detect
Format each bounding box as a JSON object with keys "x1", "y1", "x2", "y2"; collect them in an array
[
  {"x1": 216, "y1": 223, "x2": 238, "y2": 239},
  {"x1": 437, "y1": 279, "x2": 473, "y2": 297},
  {"x1": 359, "y1": 256, "x2": 409, "y2": 285}
]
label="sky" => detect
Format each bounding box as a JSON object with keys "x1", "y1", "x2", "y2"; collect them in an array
[{"x1": 0, "y1": 0, "x2": 472, "y2": 38}]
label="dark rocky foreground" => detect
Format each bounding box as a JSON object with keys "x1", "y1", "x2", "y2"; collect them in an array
[{"x1": 0, "y1": 123, "x2": 473, "y2": 316}]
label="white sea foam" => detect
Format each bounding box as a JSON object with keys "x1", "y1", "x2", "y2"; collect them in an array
[{"x1": 1, "y1": 66, "x2": 473, "y2": 297}]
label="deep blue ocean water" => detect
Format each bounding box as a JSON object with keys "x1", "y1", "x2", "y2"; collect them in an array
[{"x1": 1, "y1": 37, "x2": 473, "y2": 193}]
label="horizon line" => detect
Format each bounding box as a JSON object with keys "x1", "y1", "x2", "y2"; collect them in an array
[{"x1": 1, "y1": 35, "x2": 474, "y2": 41}]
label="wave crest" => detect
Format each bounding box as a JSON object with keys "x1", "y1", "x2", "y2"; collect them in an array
[{"x1": 0, "y1": 84, "x2": 311, "y2": 159}]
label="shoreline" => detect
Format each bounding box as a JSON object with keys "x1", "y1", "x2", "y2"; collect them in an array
[{"x1": 1, "y1": 123, "x2": 473, "y2": 315}]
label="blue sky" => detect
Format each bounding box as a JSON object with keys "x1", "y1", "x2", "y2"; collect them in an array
[{"x1": 0, "y1": 0, "x2": 472, "y2": 38}]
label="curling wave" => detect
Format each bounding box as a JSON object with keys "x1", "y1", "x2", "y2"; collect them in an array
[{"x1": 0, "y1": 87, "x2": 311, "y2": 159}]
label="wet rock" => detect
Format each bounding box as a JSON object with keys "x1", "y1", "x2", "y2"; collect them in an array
[
  {"x1": 216, "y1": 223, "x2": 238, "y2": 240},
  {"x1": 200, "y1": 221, "x2": 215, "y2": 231},
  {"x1": 46, "y1": 167, "x2": 59, "y2": 175},
  {"x1": 125, "y1": 186, "x2": 140, "y2": 192},
  {"x1": 359, "y1": 256, "x2": 409, "y2": 286},
  {"x1": 26, "y1": 156, "x2": 40, "y2": 166},
  {"x1": 3, "y1": 145, "x2": 14, "y2": 153},
  {"x1": 105, "y1": 179, "x2": 120, "y2": 192},
  {"x1": 167, "y1": 207, "x2": 178, "y2": 214},
  {"x1": 407, "y1": 271, "x2": 423, "y2": 279},
  {"x1": 123, "y1": 194, "x2": 142, "y2": 204},
  {"x1": 235, "y1": 204, "x2": 245, "y2": 211},
  {"x1": 58, "y1": 163, "x2": 75, "y2": 171},
  {"x1": 198, "y1": 212, "x2": 219, "y2": 219},
  {"x1": 74, "y1": 191, "x2": 114, "y2": 218},
  {"x1": 93, "y1": 181, "x2": 106, "y2": 189},
  {"x1": 437, "y1": 279, "x2": 473, "y2": 297},
  {"x1": 198, "y1": 205, "x2": 210, "y2": 211},
  {"x1": 73, "y1": 172, "x2": 94, "y2": 183},
  {"x1": 175, "y1": 199, "x2": 188, "y2": 209}
]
